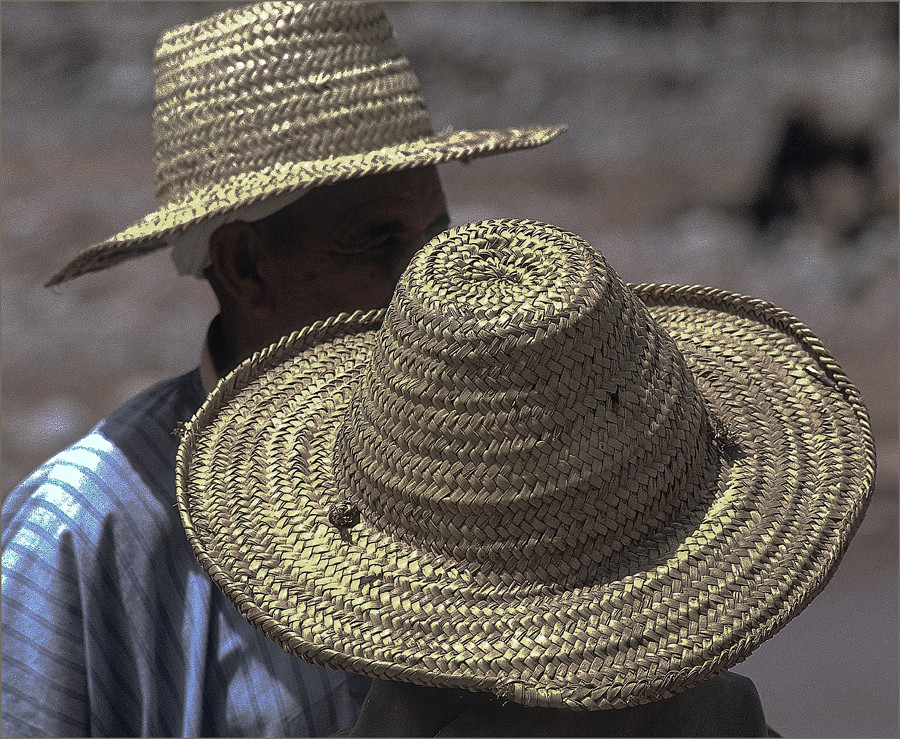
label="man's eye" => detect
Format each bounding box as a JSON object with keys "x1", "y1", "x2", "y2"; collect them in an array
[
  {"x1": 334, "y1": 218, "x2": 449, "y2": 256},
  {"x1": 365, "y1": 236, "x2": 401, "y2": 253},
  {"x1": 370, "y1": 236, "x2": 400, "y2": 251},
  {"x1": 332, "y1": 236, "x2": 396, "y2": 255}
]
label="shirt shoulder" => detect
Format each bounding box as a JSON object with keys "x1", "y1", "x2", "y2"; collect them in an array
[
  {"x1": 3, "y1": 368, "x2": 204, "y2": 535},
  {"x1": 1, "y1": 367, "x2": 371, "y2": 737},
  {"x1": 1, "y1": 369, "x2": 206, "y2": 736},
  {"x1": 2, "y1": 368, "x2": 204, "y2": 581}
]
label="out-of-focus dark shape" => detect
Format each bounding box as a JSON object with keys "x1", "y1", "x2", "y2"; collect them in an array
[
  {"x1": 751, "y1": 114, "x2": 877, "y2": 247},
  {"x1": 561, "y1": 1, "x2": 898, "y2": 41},
  {"x1": 562, "y1": 1, "x2": 715, "y2": 29}
]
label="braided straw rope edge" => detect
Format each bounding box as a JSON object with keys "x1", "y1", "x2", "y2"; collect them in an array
[
  {"x1": 632, "y1": 280, "x2": 876, "y2": 616},
  {"x1": 176, "y1": 285, "x2": 876, "y2": 710},
  {"x1": 44, "y1": 125, "x2": 566, "y2": 287}
]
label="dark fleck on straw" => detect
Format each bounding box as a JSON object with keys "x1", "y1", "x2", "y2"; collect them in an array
[
  {"x1": 804, "y1": 365, "x2": 837, "y2": 388},
  {"x1": 708, "y1": 414, "x2": 743, "y2": 462}
]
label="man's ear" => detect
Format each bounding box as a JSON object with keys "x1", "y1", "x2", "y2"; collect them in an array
[{"x1": 207, "y1": 221, "x2": 275, "y2": 314}]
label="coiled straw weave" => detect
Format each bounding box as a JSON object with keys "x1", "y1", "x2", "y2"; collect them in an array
[
  {"x1": 177, "y1": 219, "x2": 874, "y2": 710},
  {"x1": 46, "y1": 2, "x2": 564, "y2": 286}
]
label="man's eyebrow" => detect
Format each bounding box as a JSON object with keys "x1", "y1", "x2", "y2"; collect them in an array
[{"x1": 362, "y1": 212, "x2": 450, "y2": 240}]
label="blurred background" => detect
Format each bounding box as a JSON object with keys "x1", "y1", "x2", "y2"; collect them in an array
[{"x1": 2, "y1": 2, "x2": 896, "y2": 736}]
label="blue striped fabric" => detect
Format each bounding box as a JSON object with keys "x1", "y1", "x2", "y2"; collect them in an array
[{"x1": 2, "y1": 368, "x2": 371, "y2": 737}]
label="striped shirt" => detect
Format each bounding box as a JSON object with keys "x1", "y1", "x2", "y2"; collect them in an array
[{"x1": 2, "y1": 368, "x2": 371, "y2": 737}]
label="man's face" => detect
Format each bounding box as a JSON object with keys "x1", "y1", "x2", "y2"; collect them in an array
[{"x1": 263, "y1": 166, "x2": 449, "y2": 333}]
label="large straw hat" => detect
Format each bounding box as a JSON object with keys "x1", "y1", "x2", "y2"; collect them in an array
[
  {"x1": 44, "y1": 2, "x2": 565, "y2": 286},
  {"x1": 176, "y1": 219, "x2": 874, "y2": 711}
]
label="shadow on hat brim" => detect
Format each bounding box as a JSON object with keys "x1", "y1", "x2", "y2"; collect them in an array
[
  {"x1": 175, "y1": 282, "x2": 874, "y2": 712},
  {"x1": 43, "y1": 124, "x2": 566, "y2": 287}
]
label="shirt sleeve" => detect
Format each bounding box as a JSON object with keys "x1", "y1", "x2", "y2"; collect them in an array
[
  {"x1": 2, "y1": 442, "x2": 107, "y2": 737},
  {"x1": 3, "y1": 424, "x2": 371, "y2": 738},
  {"x1": 2, "y1": 430, "x2": 211, "y2": 736}
]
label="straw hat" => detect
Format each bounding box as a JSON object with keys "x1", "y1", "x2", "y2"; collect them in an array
[
  {"x1": 44, "y1": 2, "x2": 565, "y2": 286},
  {"x1": 176, "y1": 219, "x2": 874, "y2": 711}
]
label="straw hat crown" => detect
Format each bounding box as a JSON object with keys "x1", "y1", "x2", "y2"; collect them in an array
[
  {"x1": 335, "y1": 220, "x2": 712, "y2": 585},
  {"x1": 153, "y1": 1, "x2": 431, "y2": 205}
]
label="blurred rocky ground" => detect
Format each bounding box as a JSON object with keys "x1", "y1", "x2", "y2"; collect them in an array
[{"x1": 1, "y1": 3, "x2": 897, "y2": 736}]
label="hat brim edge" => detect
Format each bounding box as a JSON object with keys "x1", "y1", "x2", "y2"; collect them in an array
[
  {"x1": 44, "y1": 124, "x2": 567, "y2": 287},
  {"x1": 175, "y1": 285, "x2": 875, "y2": 711}
]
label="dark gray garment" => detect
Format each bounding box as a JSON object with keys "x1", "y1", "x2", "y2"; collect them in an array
[{"x1": 338, "y1": 670, "x2": 780, "y2": 737}]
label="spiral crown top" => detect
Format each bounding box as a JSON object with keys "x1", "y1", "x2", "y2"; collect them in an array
[{"x1": 335, "y1": 220, "x2": 712, "y2": 582}]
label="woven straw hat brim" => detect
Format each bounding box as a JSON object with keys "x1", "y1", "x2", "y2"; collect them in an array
[
  {"x1": 176, "y1": 284, "x2": 874, "y2": 711},
  {"x1": 44, "y1": 124, "x2": 563, "y2": 286}
]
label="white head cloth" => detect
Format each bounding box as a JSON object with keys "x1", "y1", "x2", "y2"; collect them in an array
[{"x1": 169, "y1": 188, "x2": 310, "y2": 278}]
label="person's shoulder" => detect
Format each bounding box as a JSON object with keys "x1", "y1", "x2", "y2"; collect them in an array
[
  {"x1": 645, "y1": 670, "x2": 770, "y2": 737},
  {"x1": 2, "y1": 429, "x2": 152, "y2": 548},
  {"x1": 2, "y1": 368, "x2": 203, "y2": 546},
  {"x1": 101, "y1": 367, "x2": 204, "y2": 430}
]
